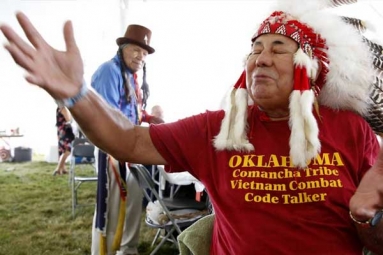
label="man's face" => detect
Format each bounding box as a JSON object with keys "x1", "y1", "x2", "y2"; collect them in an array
[
  {"x1": 122, "y1": 44, "x2": 148, "y2": 73},
  {"x1": 246, "y1": 34, "x2": 298, "y2": 116}
]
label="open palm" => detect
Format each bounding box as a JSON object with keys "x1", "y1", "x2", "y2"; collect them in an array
[{"x1": 0, "y1": 12, "x2": 84, "y2": 99}]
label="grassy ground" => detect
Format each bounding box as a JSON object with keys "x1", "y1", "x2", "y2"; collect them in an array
[{"x1": 0, "y1": 158, "x2": 178, "y2": 255}]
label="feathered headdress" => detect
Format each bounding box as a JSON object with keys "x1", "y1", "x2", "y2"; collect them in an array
[{"x1": 214, "y1": 0, "x2": 383, "y2": 168}]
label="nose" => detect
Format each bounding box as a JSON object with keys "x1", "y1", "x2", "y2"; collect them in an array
[
  {"x1": 255, "y1": 50, "x2": 272, "y2": 67},
  {"x1": 136, "y1": 52, "x2": 143, "y2": 60},
  {"x1": 137, "y1": 51, "x2": 148, "y2": 61}
]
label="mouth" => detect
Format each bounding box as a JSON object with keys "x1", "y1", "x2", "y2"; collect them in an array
[
  {"x1": 132, "y1": 61, "x2": 142, "y2": 66},
  {"x1": 252, "y1": 72, "x2": 274, "y2": 81},
  {"x1": 253, "y1": 72, "x2": 270, "y2": 77},
  {"x1": 253, "y1": 75, "x2": 272, "y2": 82}
]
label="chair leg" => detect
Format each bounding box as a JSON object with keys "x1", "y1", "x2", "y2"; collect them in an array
[
  {"x1": 68, "y1": 159, "x2": 75, "y2": 186},
  {"x1": 150, "y1": 228, "x2": 176, "y2": 255},
  {"x1": 71, "y1": 177, "x2": 76, "y2": 218},
  {"x1": 151, "y1": 229, "x2": 161, "y2": 247}
]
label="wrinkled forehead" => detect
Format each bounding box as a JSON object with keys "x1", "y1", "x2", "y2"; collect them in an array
[{"x1": 121, "y1": 43, "x2": 148, "y2": 54}]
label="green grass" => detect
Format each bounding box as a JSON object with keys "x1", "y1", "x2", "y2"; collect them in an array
[{"x1": 0, "y1": 160, "x2": 178, "y2": 255}]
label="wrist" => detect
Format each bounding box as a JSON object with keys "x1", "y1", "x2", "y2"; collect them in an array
[{"x1": 56, "y1": 81, "x2": 89, "y2": 108}]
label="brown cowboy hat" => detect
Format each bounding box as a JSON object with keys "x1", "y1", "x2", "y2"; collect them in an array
[{"x1": 116, "y1": 24, "x2": 155, "y2": 54}]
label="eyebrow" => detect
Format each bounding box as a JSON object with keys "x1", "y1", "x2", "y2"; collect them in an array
[
  {"x1": 132, "y1": 46, "x2": 148, "y2": 54},
  {"x1": 253, "y1": 40, "x2": 286, "y2": 46}
]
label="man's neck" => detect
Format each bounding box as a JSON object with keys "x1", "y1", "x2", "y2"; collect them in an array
[{"x1": 257, "y1": 106, "x2": 289, "y2": 120}]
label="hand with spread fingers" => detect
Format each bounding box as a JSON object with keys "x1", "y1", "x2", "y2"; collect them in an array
[{"x1": 0, "y1": 12, "x2": 83, "y2": 100}]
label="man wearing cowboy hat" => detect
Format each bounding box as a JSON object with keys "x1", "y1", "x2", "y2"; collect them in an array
[{"x1": 90, "y1": 24, "x2": 163, "y2": 255}]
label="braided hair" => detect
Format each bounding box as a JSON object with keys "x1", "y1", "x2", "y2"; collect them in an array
[
  {"x1": 141, "y1": 64, "x2": 150, "y2": 110},
  {"x1": 117, "y1": 45, "x2": 150, "y2": 110}
]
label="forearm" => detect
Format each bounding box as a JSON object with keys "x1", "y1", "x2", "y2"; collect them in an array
[{"x1": 69, "y1": 89, "x2": 137, "y2": 160}]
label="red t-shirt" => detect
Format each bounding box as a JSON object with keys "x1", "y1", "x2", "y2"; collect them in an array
[{"x1": 149, "y1": 106, "x2": 379, "y2": 255}]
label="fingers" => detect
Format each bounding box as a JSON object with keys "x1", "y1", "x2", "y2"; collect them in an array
[
  {"x1": 25, "y1": 75, "x2": 44, "y2": 87},
  {"x1": 1, "y1": 12, "x2": 51, "y2": 88},
  {"x1": 63, "y1": 21, "x2": 79, "y2": 54},
  {"x1": 5, "y1": 43, "x2": 46, "y2": 88},
  {"x1": 0, "y1": 23, "x2": 36, "y2": 60},
  {"x1": 3, "y1": 43, "x2": 36, "y2": 74},
  {"x1": 16, "y1": 11, "x2": 48, "y2": 50}
]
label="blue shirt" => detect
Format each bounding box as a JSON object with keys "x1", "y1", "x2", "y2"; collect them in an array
[{"x1": 91, "y1": 54, "x2": 140, "y2": 124}]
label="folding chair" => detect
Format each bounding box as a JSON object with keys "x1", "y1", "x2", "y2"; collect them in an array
[
  {"x1": 147, "y1": 165, "x2": 180, "y2": 200},
  {"x1": 129, "y1": 164, "x2": 209, "y2": 255},
  {"x1": 69, "y1": 137, "x2": 97, "y2": 217}
]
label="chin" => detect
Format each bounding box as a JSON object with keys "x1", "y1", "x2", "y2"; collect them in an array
[
  {"x1": 252, "y1": 96, "x2": 271, "y2": 104},
  {"x1": 130, "y1": 67, "x2": 140, "y2": 73}
]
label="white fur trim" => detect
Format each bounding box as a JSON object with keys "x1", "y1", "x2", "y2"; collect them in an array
[
  {"x1": 214, "y1": 87, "x2": 254, "y2": 152},
  {"x1": 294, "y1": 48, "x2": 312, "y2": 70},
  {"x1": 289, "y1": 90, "x2": 320, "y2": 168},
  {"x1": 233, "y1": 88, "x2": 254, "y2": 151},
  {"x1": 289, "y1": 91, "x2": 307, "y2": 168},
  {"x1": 300, "y1": 90, "x2": 320, "y2": 161},
  {"x1": 213, "y1": 89, "x2": 236, "y2": 150},
  {"x1": 293, "y1": 48, "x2": 320, "y2": 80}
]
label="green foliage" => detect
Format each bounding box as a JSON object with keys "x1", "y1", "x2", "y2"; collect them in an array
[{"x1": 0, "y1": 161, "x2": 178, "y2": 255}]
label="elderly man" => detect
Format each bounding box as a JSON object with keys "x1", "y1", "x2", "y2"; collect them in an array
[
  {"x1": 90, "y1": 24, "x2": 163, "y2": 255},
  {"x1": 2, "y1": 0, "x2": 383, "y2": 254}
]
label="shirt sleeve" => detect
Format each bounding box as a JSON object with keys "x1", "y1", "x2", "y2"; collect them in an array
[
  {"x1": 91, "y1": 63, "x2": 122, "y2": 110},
  {"x1": 149, "y1": 110, "x2": 225, "y2": 175},
  {"x1": 359, "y1": 121, "x2": 380, "y2": 180}
]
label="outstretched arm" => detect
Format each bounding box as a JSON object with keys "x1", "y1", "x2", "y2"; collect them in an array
[
  {"x1": 0, "y1": 12, "x2": 166, "y2": 165},
  {"x1": 71, "y1": 90, "x2": 165, "y2": 164}
]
